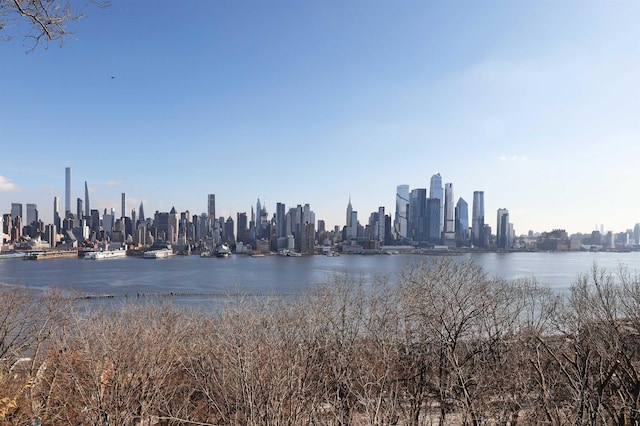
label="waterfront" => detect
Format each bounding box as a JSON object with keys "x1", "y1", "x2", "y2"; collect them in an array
[{"x1": 2, "y1": 251, "x2": 640, "y2": 304}]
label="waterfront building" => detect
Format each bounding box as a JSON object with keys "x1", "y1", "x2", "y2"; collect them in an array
[
  {"x1": 395, "y1": 184, "x2": 409, "y2": 239},
  {"x1": 472, "y1": 191, "x2": 485, "y2": 247},
  {"x1": 65, "y1": 167, "x2": 71, "y2": 217},
  {"x1": 429, "y1": 173, "x2": 444, "y2": 234},
  {"x1": 443, "y1": 183, "x2": 455, "y2": 244},
  {"x1": 455, "y1": 197, "x2": 469, "y2": 245}
]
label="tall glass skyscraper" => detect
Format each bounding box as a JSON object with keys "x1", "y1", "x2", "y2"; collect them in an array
[
  {"x1": 429, "y1": 173, "x2": 443, "y2": 235},
  {"x1": 472, "y1": 191, "x2": 485, "y2": 247},
  {"x1": 455, "y1": 197, "x2": 469, "y2": 244},
  {"x1": 443, "y1": 183, "x2": 455, "y2": 243},
  {"x1": 65, "y1": 167, "x2": 71, "y2": 217},
  {"x1": 395, "y1": 184, "x2": 409, "y2": 239}
]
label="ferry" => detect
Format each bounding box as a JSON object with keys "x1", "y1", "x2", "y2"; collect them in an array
[
  {"x1": 0, "y1": 252, "x2": 26, "y2": 260},
  {"x1": 23, "y1": 250, "x2": 78, "y2": 260},
  {"x1": 215, "y1": 244, "x2": 231, "y2": 258},
  {"x1": 84, "y1": 249, "x2": 127, "y2": 260},
  {"x1": 143, "y1": 248, "x2": 174, "y2": 259}
]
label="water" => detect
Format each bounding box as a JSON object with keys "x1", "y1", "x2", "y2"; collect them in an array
[{"x1": 1, "y1": 251, "x2": 640, "y2": 302}]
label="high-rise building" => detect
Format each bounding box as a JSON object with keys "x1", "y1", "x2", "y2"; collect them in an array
[
  {"x1": 276, "y1": 202, "x2": 286, "y2": 238},
  {"x1": 430, "y1": 173, "x2": 444, "y2": 234},
  {"x1": 455, "y1": 197, "x2": 469, "y2": 245},
  {"x1": 26, "y1": 203, "x2": 38, "y2": 226},
  {"x1": 395, "y1": 184, "x2": 409, "y2": 239},
  {"x1": 409, "y1": 188, "x2": 427, "y2": 242},
  {"x1": 207, "y1": 194, "x2": 216, "y2": 220},
  {"x1": 11, "y1": 203, "x2": 22, "y2": 222},
  {"x1": 65, "y1": 167, "x2": 71, "y2": 217},
  {"x1": 121, "y1": 193, "x2": 126, "y2": 219},
  {"x1": 84, "y1": 181, "x2": 90, "y2": 217},
  {"x1": 472, "y1": 191, "x2": 485, "y2": 247},
  {"x1": 497, "y1": 208, "x2": 510, "y2": 249},
  {"x1": 139, "y1": 201, "x2": 145, "y2": 221},
  {"x1": 76, "y1": 198, "x2": 83, "y2": 221},
  {"x1": 299, "y1": 221, "x2": 315, "y2": 254},
  {"x1": 426, "y1": 198, "x2": 441, "y2": 243},
  {"x1": 345, "y1": 197, "x2": 357, "y2": 239},
  {"x1": 443, "y1": 183, "x2": 455, "y2": 244},
  {"x1": 53, "y1": 196, "x2": 61, "y2": 230},
  {"x1": 237, "y1": 212, "x2": 249, "y2": 244}
]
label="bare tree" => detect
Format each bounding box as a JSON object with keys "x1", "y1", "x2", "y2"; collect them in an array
[{"x1": 0, "y1": 0, "x2": 109, "y2": 49}]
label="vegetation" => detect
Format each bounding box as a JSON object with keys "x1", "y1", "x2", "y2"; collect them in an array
[
  {"x1": 1, "y1": 258, "x2": 640, "y2": 425},
  {"x1": 0, "y1": 0, "x2": 109, "y2": 49}
]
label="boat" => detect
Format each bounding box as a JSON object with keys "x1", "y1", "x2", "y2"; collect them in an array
[
  {"x1": 23, "y1": 250, "x2": 78, "y2": 260},
  {"x1": 143, "y1": 248, "x2": 174, "y2": 259},
  {"x1": 286, "y1": 251, "x2": 302, "y2": 257},
  {"x1": 250, "y1": 250, "x2": 265, "y2": 258},
  {"x1": 84, "y1": 249, "x2": 127, "y2": 260},
  {"x1": 215, "y1": 244, "x2": 231, "y2": 258},
  {"x1": 0, "y1": 252, "x2": 26, "y2": 260}
]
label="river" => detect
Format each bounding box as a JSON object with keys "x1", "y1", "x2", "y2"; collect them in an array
[{"x1": 1, "y1": 251, "x2": 639, "y2": 305}]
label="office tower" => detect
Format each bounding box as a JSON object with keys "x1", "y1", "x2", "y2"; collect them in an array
[
  {"x1": 302, "y1": 203, "x2": 314, "y2": 226},
  {"x1": 276, "y1": 202, "x2": 286, "y2": 238},
  {"x1": 443, "y1": 183, "x2": 455, "y2": 244},
  {"x1": 300, "y1": 221, "x2": 315, "y2": 254},
  {"x1": 345, "y1": 197, "x2": 357, "y2": 239},
  {"x1": 409, "y1": 188, "x2": 427, "y2": 241},
  {"x1": 2, "y1": 214, "x2": 10, "y2": 236},
  {"x1": 76, "y1": 198, "x2": 83, "y2": 221},
  {"x1": 395, "y1": 184, "x2": 409, "y2": 239},
  {"x1": 455, "y1": 197, "x2": 469, "y2": 244},
  {"x1": 65, "y1": 167, "x2": 71, "y2": 217},
  {"x1": 11, "y1": 203, "x2": 22, "y2": 222},
  {"x1": 91, "y1": 209, "x2": 100, "y2": 236},
  {"x1": 426, "y1": 198, "x2": 441, "y2": 243},
  {"x1": 224, "y1": 217, "x2": 235, "y2": 245},
  {"x1": 430, "y1": 173, "x2": 444, "y2": 233},
  {"x1": 84, "y1": 181, "x2": 90, "y2": 217},
  {"x1": 26, "y1": 203, "x2": 38, "y2": 226},
  {"x1": 168, "y1": 207, "x2": 179, "y2": 244},
  {"x1": 207, "y1": 194, "x2": 216, "y2": 220},
  {"x1": 121, "y1": 193, "x2": 126, "y2": 219},
  {"x1": 497, "y1": 208, "x2": 510, "y2": 249},
  {"x1": 237, "y1": 212, "x2": 249, "y2": 243},
  {"x1": 472, "y1": 191, "x2": 485, "y2": 247},
  {"x1": 139, "y1": 201, "x2": 145, "y2": 221},
  {"x1": 53, "y1": 196, "x2": 61, "y2": 230},
  {"x1": 376, "y1": 206, "x2": 385, "y2": 244}
]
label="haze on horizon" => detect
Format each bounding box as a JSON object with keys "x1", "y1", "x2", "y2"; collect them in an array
[{"x1": 2, "y1": 1, "x2": 640, "y2": 235}]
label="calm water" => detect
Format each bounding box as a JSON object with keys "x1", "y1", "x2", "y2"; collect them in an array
[{"x1": 1, "y1": 251, "x2": 640, "y2": 303}]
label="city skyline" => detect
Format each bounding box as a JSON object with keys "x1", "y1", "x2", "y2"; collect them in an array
[{"x1": 2, "y1": 2, "x2": 640, "y2": 234}]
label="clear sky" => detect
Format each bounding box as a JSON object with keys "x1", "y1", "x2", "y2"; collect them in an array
[{"x1": 2, "y1": 1, "x2": 640, "y2": 235}]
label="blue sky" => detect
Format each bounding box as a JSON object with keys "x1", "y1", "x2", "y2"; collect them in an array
[{"x1": 2, "y1": 1, "x2": 640, "y2": 235}]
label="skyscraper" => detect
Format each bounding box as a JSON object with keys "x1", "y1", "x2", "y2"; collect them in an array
[
  {"x1": 497, "y1": 208, "x2": 510, "y2": 249},
  {"x1": 76, "y1": 198, "x2": 83, "y2": 221},
  {"x1": 429, "y1": 173, "x2": 443, "y2": 236},
  {"x1": 443, "y1": 183, "x2": 455, "y2": 244},
  {"x1": 84, "y1": 181, "x2": 90, "y2": 217},
  {"x1": 455, "y1": 197, "x2": 469, "y2": 245},
  {"x1": 65, "y1": 167, "x2": 71, "y2": 217},
  {"x1": 395, "y1": 184, "x2": 409, "y2": 239},
  {"x1": 426, "y1": 198, "x2": 441, "y2": 243},
  {"x1": 409, "y1": 188, "x2": 427, "y2": 241},
  {"x1": 26, "y1": 203, "x2": 38, "y2": 226},
  {"x1": 345, "y1": 197, "x2": 357, "y2": 239},
  {"x1": 208, "y1": 194, "x2": 216, "y2": 221},
  {"x1": 139, "y1": 201, "x2": 145, "y2": 222},
  {"x1": 121, "y1": 193, "x2": 126, "y2": 219},
  {"x1": 472, "y1": 191, "x2": 485, "y2": 247},
  {"x1": 276, "y1": 202, "x2": 286, "y2": 238},
  {"x1": 11, "y1": 203, "x2": 22, "y2": 222},
  {"x1": 53, "y1": 196, "x2": 61, "y2": 230}
]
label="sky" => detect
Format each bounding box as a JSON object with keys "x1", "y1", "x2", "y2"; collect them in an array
[{"x1": 1, "y1": 1, "x2": 640, "y2": 235}]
